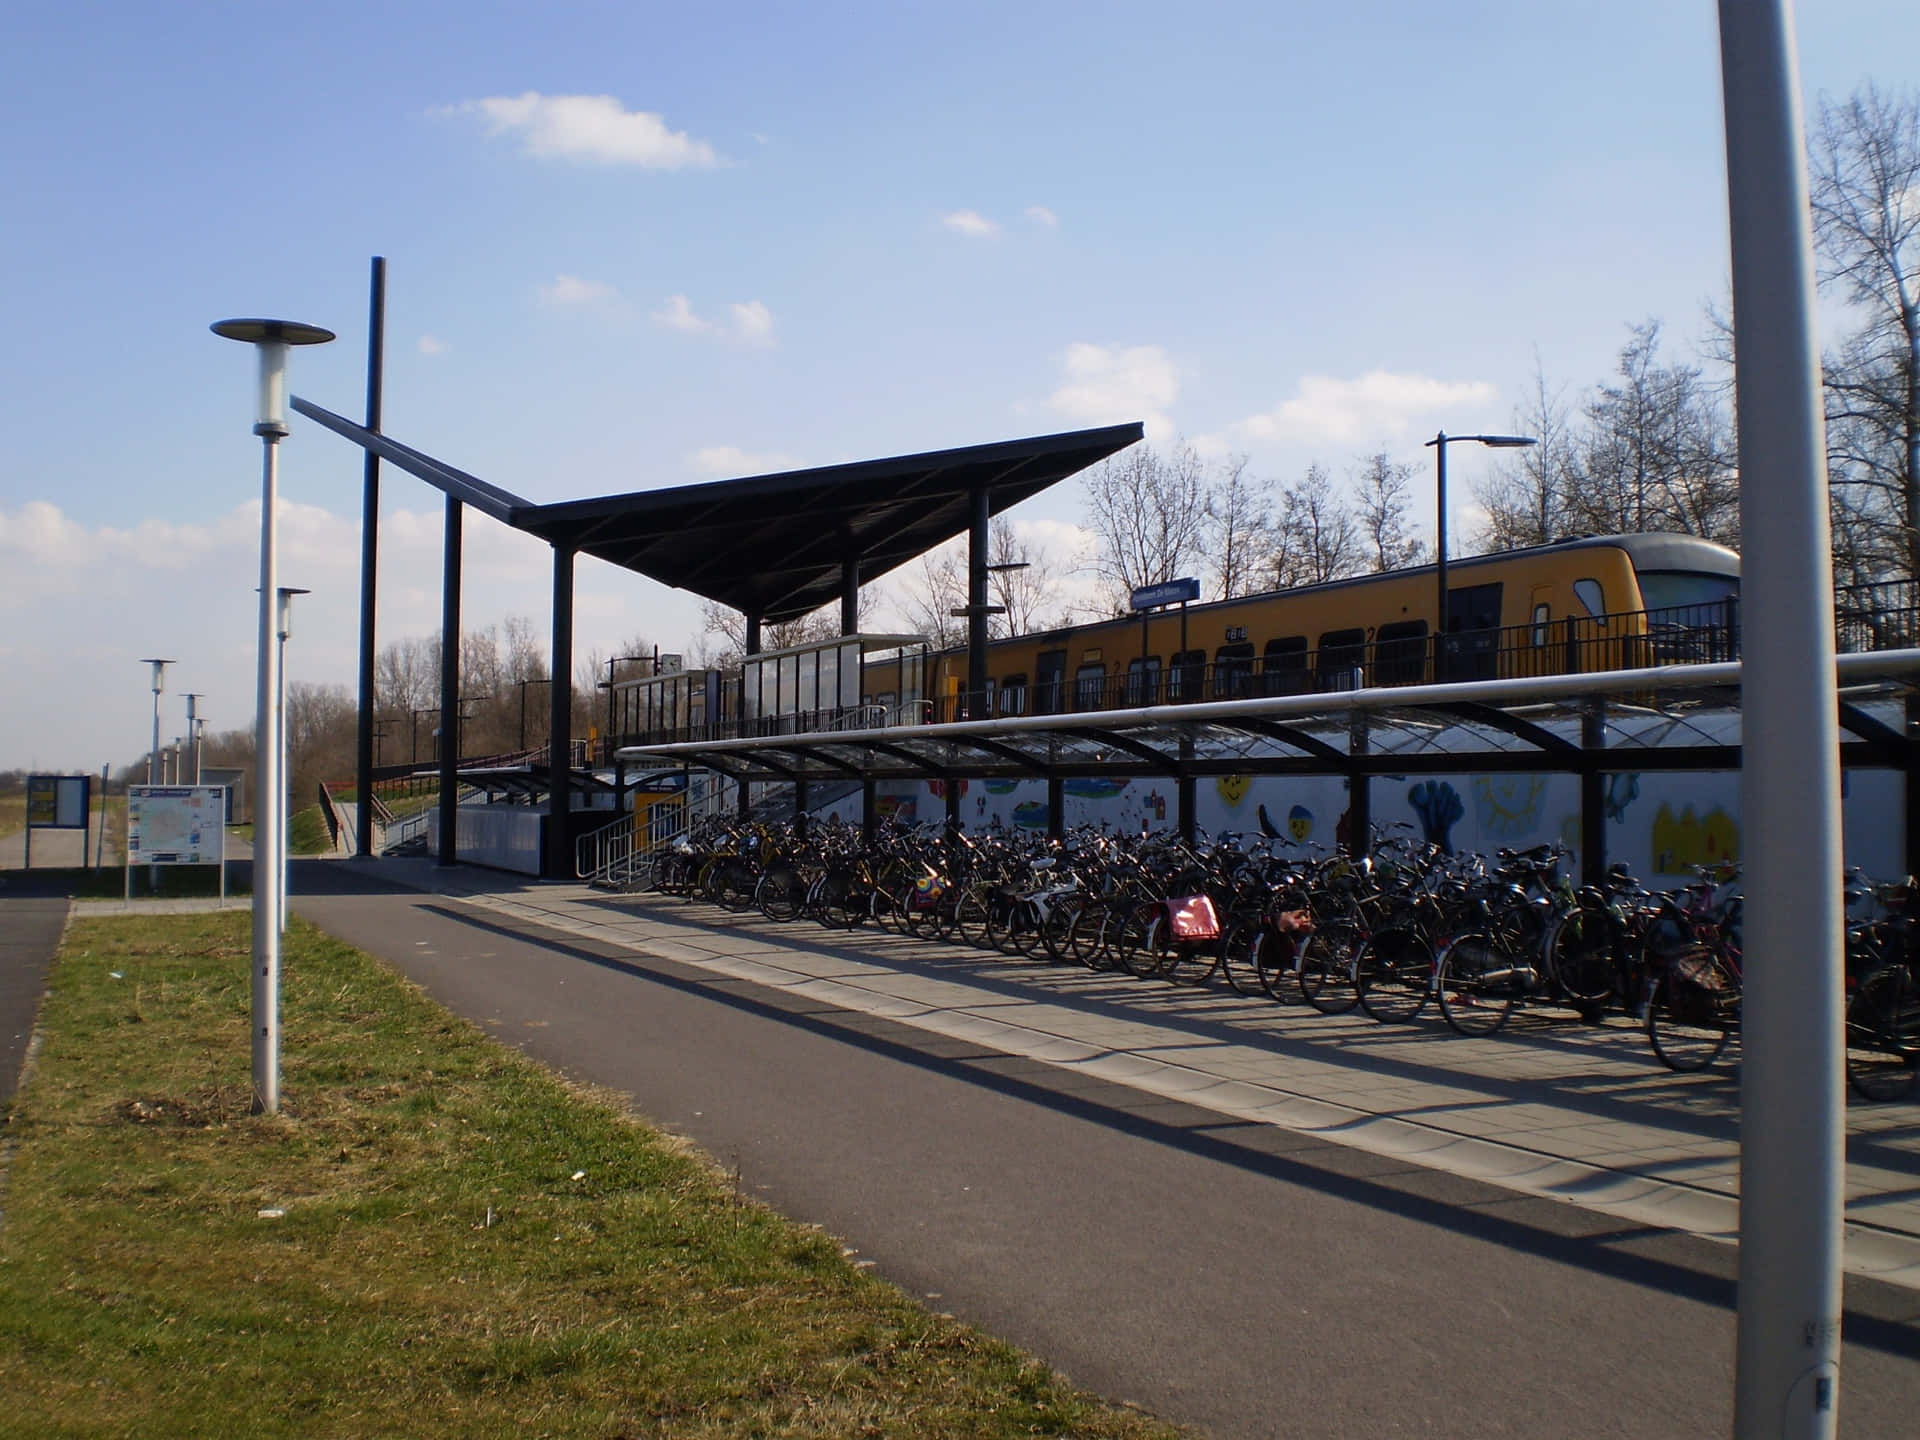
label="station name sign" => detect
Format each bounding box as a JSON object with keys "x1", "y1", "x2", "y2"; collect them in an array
[{"x1": 1129, "y1": 578, "x2": 1201, "y2": 610}]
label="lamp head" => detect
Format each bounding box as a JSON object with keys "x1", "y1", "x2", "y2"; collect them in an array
[
  {"x1": 140, "y1": 657, "x2": 174, "y2": 694},
  {"x1": 211, "y1": 318, "x2": 335, "y2": 433}
]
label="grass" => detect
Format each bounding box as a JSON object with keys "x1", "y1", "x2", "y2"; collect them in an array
[
  {"x1": 0, "y1": 913, "x2": 1183, "y2": 1440},
  {"x1": 287, "y1": 804, "x2": 334, "y2": 855}
]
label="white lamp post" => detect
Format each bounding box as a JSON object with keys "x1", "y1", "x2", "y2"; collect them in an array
[
  {"x1": 211, "y1": 317, "x2": 335, "y2": 1116},
  {"x1": 276, "y1": 586, "x2": 309, "y2": 935},
  {"x1": 139, "y1": 658, "x2": 173, "y2": 783},
  {"x1": 183, "y1": 694, "x2": 205, "y2": 784}
]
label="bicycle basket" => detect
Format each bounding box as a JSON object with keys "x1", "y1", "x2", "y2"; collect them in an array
[
  {"x1": 1165, "y1": 894, "x2": 1221, "y2": 942},
  {"x1": 1666, "y1": 948, "x2": 1732, "y2": 1024}
]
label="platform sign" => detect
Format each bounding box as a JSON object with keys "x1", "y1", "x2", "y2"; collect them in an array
[
  {"x1": 126, "y1": 786, "x2": 225, "y2": 865},
  {"x1": 1129, "y1": 577, "x2": 1201, "y2": 610}
]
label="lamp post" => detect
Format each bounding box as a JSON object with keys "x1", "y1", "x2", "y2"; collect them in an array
[
  {"x1": 183, "y1": 694, "x2": 205, "y2": 784},
  {"x1": 1424, "y1": 432, "x2": 1536, "y2": 680},
  {"x1": 276, "y1": 586, "x2": 309, "y2": 934},
  {"x1": 139, "y1": 659, "x2": 174, "y2": 783},
  {"x1": 211, "y1": 316, "x2": 334, "y2": 1117}
]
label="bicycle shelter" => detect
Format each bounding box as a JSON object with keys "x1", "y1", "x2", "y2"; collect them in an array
[{"x1": 614, "y1": 650, "x2": 1920, "y2": 883}]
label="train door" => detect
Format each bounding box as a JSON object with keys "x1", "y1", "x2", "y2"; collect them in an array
[
  {"x1": 1443, "y1": 582, "x2": 1504, "y2": 681},
  {"x1": 1527, "y1": 583, "x2": 1555, "y2": 676}
]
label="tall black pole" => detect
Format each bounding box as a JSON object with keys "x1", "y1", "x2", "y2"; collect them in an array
[
  {"x1": 841, "y1": 556, "x2": 861, "y2": 636},
  {"x1": 1433, "y1": 431, "x2": 1449, "y2": 682},
  {"x1": 967, "y1": 484, "x2": 989, "y2": 716},
  {"x1": 547, "y1": 545, "x2": 575, "y2": 880},
  {"x1": 436, "y1": 497, "x2": 462, "y2": 866},
  {"x1": 355, "y1": 256, "x2": 385, "y2": 860}
]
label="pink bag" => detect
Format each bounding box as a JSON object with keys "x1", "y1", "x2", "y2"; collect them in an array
[{"x1": 1165, "y1": 894, "x2": 1220, "y2": 942}]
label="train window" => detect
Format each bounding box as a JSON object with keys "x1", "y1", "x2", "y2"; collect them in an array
[
  {"x1": 1126, "y1": 656, "x2": 1161, "y2": 706},
  {"x1": 1213, "y1": 643, "x2": 1255, "y2": 698},
  {"x1": 1074, "y1": 662, "x2": 1108, "y2": 711},
  {"x1": 1317, "y1": 628, "x2": 1367, "y2": 690},
  {"x1": 1531, "y1": 603, "x2": 1550, "y2": 647},
  {"x1": 999, "y1": 674, "x2": 1028, "y2": 716},
  {"x1": 1035, "y1": 649, "x2": 1068, "y2": 715},
  {"x1": 1373, "y1": 621, "x2": 1428, "y2": 685},
  {"x1": 1169, "y1": 649, "x2": 1206, "y2": 701},
  {"x1": 1573, "y1": 578, "x2": 1607, "y2": 623},
  {"x1": 1261, "y1": 636, "x2": 1309, "y2": 696}
]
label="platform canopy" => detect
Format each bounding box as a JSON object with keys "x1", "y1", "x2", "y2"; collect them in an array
[{"x1": 509, "y1": 423, "x2": 1142, "y2": 624}]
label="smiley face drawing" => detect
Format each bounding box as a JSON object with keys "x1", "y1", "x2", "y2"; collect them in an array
[
  {"x1": 1215, "y1": 774, "x2": 1252, "y2": 809},
  {"x1": 1287, "y1": 804, "x2": 1313, "y2": 842}
]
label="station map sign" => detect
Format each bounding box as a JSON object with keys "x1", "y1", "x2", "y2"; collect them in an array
[{"x1": 127, "y1": 785, "x2": 226, "y2": 865}]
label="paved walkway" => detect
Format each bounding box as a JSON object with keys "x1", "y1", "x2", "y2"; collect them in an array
[{"x1": 342, "y1": 857, "x2": 1920, "y2": 1291}]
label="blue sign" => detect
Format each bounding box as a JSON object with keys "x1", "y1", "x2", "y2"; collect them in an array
[{"x1": 1130, "y1": 578, "x2": 1201, "y2": 610}]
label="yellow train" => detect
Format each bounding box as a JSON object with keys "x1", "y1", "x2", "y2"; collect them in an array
[{"x1": 902, "y1": 532, "x2": 1741, "y2": 720}]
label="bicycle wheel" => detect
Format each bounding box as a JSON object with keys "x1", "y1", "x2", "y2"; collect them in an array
[
  {"x1": 716, "y1": 861, "x2": 757, "y2": 913},
  {"x1": 1114, "y1": 905, "x2": 1161, "y2": 978},
  {"x1": 1162, "y1": 930, "x2": 1220, "y2": 985},
  {"x1": 757, "y1": 869, "x2": 803, "y2": 922},
  {"x1": 1548, "y1": 913, "x2": 1615, "y2": 1016},
  {"x1": 1041, "y1": 903, "x2": 1078, "y2": 963},
  {"x1": 1299, "y1": 926, "x2": 1361, "y2": 1014},
  {"x1": 1079, "y1": 905, "x2": 1118, "y2": 971},
  {"x1": 1646, "y1": 948, "x2": 1737, "y2": 1072},
  {"x1": 952, "y1": 887, "x2": 992, "y2": 948},
  {"x1": 1356, "y1": 927, "x2": 1433, "y2": 1024},
  {"x1": 1846, "y1": 965, "x2": 1920, "y2": 1102},
  {"x1": 1436, "y1": 934, "x2": 1522, "y2": 1037},
  {"x1": 1252, "y1": 928, "x2": 1304, "y2": 1005},
  {"x1": 1219, "y1": 921, "x2": 1261, "y2": 995}
]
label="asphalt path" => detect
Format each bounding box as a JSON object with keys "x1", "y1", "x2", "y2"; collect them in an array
[
  {"x1": 0, "y1": 894, "x2": 66, "y2": 1105},
  {"x1": 291, "y1": 883, "x2": 1920, "y2": 1438}
]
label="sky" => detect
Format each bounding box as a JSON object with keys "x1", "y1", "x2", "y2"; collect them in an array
[{"x1": 2, "y1": 0, "x2": 1916, "y2": 773}]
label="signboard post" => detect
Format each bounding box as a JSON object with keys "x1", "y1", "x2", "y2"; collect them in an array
[
  {"x1": 23, "y1": 774, "x2": 91, "y2": 869},
  {"x1": 124, "y1": 785, "x2": 228, "y2": 901},
  {"x1": 1130, "y1": 579, "x2": 1202, "y2": 702}
]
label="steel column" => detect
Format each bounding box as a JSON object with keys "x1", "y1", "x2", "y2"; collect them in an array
[
  {"x1": 1047, "y1": 776, "x2": 1064, "y2": 840},
  {"x1": 436, "y1": 496, "x2": 462, "y2": 867},
  {"x1": 841, "y1": 556, "x2": 860, "y2": 636},
  {"x1": 1347, "y1": 711, "x2": 1370, "y2": 857},
  {"x1": 546, "y1": 544, "x2": 575, "y2": 880},
  {"x1": 1719, "y1": 5, "x2": 1846, "y2": 1432},
  {"x1": 967, "y1": 484, "x2": 989, "y2": 717},
  {"x1": 354, "y1": 256, "x2": 385, "y2": 862},
  {"x1": 1581, "y1": 702, "x2": 1607, "y2": 885}
]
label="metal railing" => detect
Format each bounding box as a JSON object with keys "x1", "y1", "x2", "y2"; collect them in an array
[{"x1": 576, "y1": 771, "x2": 731, "y2": 887}]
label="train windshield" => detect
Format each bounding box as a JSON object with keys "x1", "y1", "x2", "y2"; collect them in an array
[{"x1": 1638, "y1": 570, "x2": 1739, "y2": 612}]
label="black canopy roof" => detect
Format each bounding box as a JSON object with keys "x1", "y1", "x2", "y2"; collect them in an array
[
  {"x1": 293, "y1": 396, "x2": 1139, "y2": 625},
  {"x1": 510, "y1": 423, "x2": 1142, "y2": 623}
]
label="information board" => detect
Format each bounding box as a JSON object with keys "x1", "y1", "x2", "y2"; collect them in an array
[
  {"x1": 26, "y1": 774, "x2": 89, "y2": 829},
  {"x1": 126, "y1": 786, "x2": 226, "y2": 865}
]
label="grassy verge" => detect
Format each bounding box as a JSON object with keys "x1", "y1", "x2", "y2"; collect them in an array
[
  {"x1": 288, "y1": 804, "x2": 334, "y2": 855},
  {"x1": 0, "y1": 914, "x2": 1181, "y2": 1439}
]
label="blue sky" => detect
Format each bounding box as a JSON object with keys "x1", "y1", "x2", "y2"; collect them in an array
[{"x1": 2, "y1": 1, "x2": 1915, "y2": 771}]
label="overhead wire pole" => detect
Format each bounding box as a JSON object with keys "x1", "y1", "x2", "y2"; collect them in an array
[
  {"x1": 1717, "y1": 3, "x2": 1845, "y2": 1434},
  {"x1": 355, "y1": 256, "x2": 385, "y2": 861}
]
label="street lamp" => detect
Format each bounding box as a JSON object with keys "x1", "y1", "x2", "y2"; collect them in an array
[
  {"x1": 212, "y1": 315, "x2": 334, "y2": 1117},
  {"x1": 276, "y1": 586, "x2": 309, "y2": 934},
  {"x1": 139, "y1": 658, "x2": 174, "y2": 783},
  {"x1": 183, "y1": 694, "x2": 205, "y2": 784},
  {"x1": 1424, "y1": 432, "x2": 1536, "y2": 680}
]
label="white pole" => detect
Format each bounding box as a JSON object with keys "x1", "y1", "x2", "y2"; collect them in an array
[
  {"x1": 1717, "y1": 4, "x2": 1844, "y2": 1435},
  {"x1": 278, "y1": 631, "x2": 287, "y2": 934},
  {"x1": 252, "y1": 430, "x2": 283, "y2": 1115}
]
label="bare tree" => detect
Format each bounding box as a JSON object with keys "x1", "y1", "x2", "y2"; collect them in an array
[
  {"x1": 1080, "y1": 442, "x2": 1212, "y2": 612},
  {"x1": 1810, "y1": 83, "x2": 1920, "y2": 580},
  {"x1": 1353, "y1": 452, "x2": 1427, "y2": 572},
  {"x1": 1473, "y1": 361, "x2": 1579, "y2": 550},
  {"x1": 1269, "y1": 465, "x2": 1360, "y2": 588},
  {"x1": 1566, "y1": 321, "x2": 1738, "y2": 545},
  {"x1": 1200, "y1": 455, "x2": 1273, "y2": 599},
  {"x1": 988, "y1": 521, "x2": 1076, "y2": 635}
]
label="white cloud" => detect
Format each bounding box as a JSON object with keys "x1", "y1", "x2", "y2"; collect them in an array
[
  {"x1": 441, "y1": 92, "x2": 719, "y2": 169},
  {"x1": 654, "y1": 295, "x2": 776, "y2": 346},
  {"x1": 1025, "y1": 205, "x2": 1059, "y2": 228},
  {"x1": 1206, "y1": 371, "x2": 1499, "y2": 452},
  {"x1": 941, "y1": 210, "x2": 1000, "y2": 238},
  {"x1": 418, "y1": 334, "x2": 449, "y2": 356},
  {"x1": 1045, "y1": 341, "x2": 1179, "y2": 444},
  {"x1": 689, "y1": 445, "x2": 798, "y2": 477},
  {"x1": 728, "y1": 300, "x2": 775, "y2": 347},
  {"x1": 539, "y1": 274, "x2": 617, "y2": 307}
]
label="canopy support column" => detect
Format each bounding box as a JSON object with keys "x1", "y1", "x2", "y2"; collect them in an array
[
  {"x1": 967, "y1": 484, "x2": 989, "y2": 719},
  {"x1": 841, "y1": 557, "x2": 861, "y2": 636},
  {"x1": 1347, "y1": 712, "x2": 1371, "y2": 858},
  {"x1": 354, "y1": 255, "x2": 385, "y2": 863},
  {"x1": 1582, "y1": 702, "x2": 1608, "y2": 885},
  {"x1": 436, "y1": 496, "x2": 462, "y2": 866},
  {"x1": 545, "y1": 543, "x2": 575, "y2": 880},
  {"x1": 1047, "y1": 776, "x2": 1065, "y2": 841}
]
